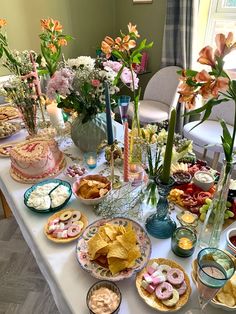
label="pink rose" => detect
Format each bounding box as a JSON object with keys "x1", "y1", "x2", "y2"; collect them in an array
[{"x1": 91, "y1": 79, "x2": 100, "y2": 87}]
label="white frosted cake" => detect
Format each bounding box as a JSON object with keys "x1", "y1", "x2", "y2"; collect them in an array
[{"x1": 10, "y1": 138, "x2": 65, "y2": 182}]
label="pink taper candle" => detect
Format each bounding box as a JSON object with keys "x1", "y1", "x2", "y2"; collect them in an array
[{"x1": 124, "y1": 121, "x2": 129, "y2": 182}]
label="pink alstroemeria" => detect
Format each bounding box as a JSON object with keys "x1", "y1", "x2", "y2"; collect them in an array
[
  {"x1": 197, "y1": 46, "x2": 216, "y2": 67},
  {"x1": 215, "y1": 32, "x2": 236, "y2": 58}
]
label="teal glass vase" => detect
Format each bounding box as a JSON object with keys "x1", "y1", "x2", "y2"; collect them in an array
[{"x1": 145, "y1": 175, "x2": 176, "y2": 239}]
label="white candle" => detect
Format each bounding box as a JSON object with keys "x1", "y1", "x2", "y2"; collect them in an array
[{"x1": 47, "y1": 103, "x2": 65, "y2": 129}]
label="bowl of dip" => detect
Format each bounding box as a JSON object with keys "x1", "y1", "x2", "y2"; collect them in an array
[
  {"x1": 87, "y1": 280, "x2": 122, "y2": 314},
  {"x1": 192, "y1": 171, "x2": 215, "y2": 191},
  {"x1": 226, "y1": 228, "x2": 236, "y2": 256}
]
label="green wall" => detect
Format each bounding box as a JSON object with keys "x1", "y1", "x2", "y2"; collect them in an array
[
  {"x1": 0, "y1": 0, "x2": 115, "y2": 75},
  {"x1": 0, "y1": 0, "x2": 166, "y2": 90}
]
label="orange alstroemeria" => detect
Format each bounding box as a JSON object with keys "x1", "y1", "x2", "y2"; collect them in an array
[
  {"x1": 178, "y1": 81, "x2": 197, "y2": 109},
  {"x1": 58, "y1": 38, "x2": 67, "y2": 46},
  {"x1": 211, "y1": 77, "x2": 229, "y2": 97},
  {"x1": 104, "y1": 36, "x2": 114, "y2": 46},
  {"x1": 197, "y1": 46, "x2": 216, "y2": 67},
  {"x1": 195, "y1": 70, "x2": 212, "y2": 83},
  {"x1": 114, "y1": 35, "x2": 136, "y2": 52},
  {"x1": 128, "y1": 22, "x2": 140, "y2": 38},
  {"x1": 53, "y1": 19, "x2": 63, "y2": 32},
  {"x1": 41, "y1": 18, "x2": 51, "y2": 31},
  {"x1": 47, "y1": 43, "x2": 57, "y2": 53},
  {"x1": 0, "y1": 19, "x2": 7, "y2": 28},
  {"x1": 101, "y1": 41, "x2": 112, "y2": 57},
  {"x1": 215, "y1": 32, "x2": 236, "y2": 58}
]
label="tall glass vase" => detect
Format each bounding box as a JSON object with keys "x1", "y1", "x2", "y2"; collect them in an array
[
  {"x1": 198, "y1": 160, "x2": 234, "y2": 248},
  {"x1": 129, "y1": 103, "x2": 142, "y2": 164},
  {"x1": 17, "y1": 103, "x2": 38, "y2": 136},
  {"x1": 145, "y1": 175, "x2": 176, "y2": 239}
]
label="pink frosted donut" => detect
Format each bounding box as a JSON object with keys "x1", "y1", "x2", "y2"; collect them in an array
[
  {"x1": 173, "y1": 280, "x2": 187, "y2": 296},
  {"x1": 167, "y1": 268, "x2": 184, "y2": 285},
  {"x1": 155, "y1": 282, "x2": 173, "y2": 300},
  {"x1": 67, "y1": 225, "x2": 81, "y2": 237}
]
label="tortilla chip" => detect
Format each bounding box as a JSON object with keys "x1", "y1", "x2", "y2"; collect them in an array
[
  {"x1": 108, "y1": 257, "x2": 128, "y2": 275},
  {"x1": 88, "y1": 233, "x2": 108, "y2": 260},
  {"x1": 107, "y1": 240, "x2": 128, "y2": 259}
]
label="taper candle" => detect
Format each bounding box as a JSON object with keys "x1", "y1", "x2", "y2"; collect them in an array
[
  {"x1": 104, "y1": 81, "x2": 114, "y2": 145},
  {"x1": 160, "y1": 108, "x2": 176, "y2": 184},
  {"x1": 124, "y1": 121, "x2": 129, "y2": 182}
]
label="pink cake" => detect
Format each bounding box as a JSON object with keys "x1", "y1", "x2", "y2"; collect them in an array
[{"x1": 10, "y1": 138, "x2": 65, "y2": 182}]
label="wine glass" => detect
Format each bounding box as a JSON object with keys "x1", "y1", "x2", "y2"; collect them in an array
[{"x1": 186, "y1": 247, "x2": 235, "y2": 314}]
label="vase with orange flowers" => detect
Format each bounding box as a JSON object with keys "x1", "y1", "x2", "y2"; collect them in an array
[
  {"x1": 101, "y1": 23, "x2": 153, "y2": 164},
  {"x1": 178, "y1": 32, "x2": 236, "y2": 248},
  {"x1": 39, "y1": 18, "x2": 72, "y2": 77}
]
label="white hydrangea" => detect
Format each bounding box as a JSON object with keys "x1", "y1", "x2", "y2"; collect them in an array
[{"x1": 67, "y1": 56, "x2": 95, "y2": 70}]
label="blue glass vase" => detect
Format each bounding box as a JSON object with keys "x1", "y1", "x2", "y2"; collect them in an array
[{"x1": 145, "y1": 175, "x2": 176, "y2": 239}]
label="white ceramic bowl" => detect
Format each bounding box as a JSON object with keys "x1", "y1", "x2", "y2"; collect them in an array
[
  {"x1": 192, "y1": 170, "x2": 215, "y2": 191},
  {"x1": 226, "y1": 228, "x2": 236, "y2": 256},
  {"x1": 72, "y1": 174, "x2": 111, "y2": 205}
]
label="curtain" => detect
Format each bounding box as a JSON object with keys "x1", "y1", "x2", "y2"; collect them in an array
[{"x1": 161, "y1": 0, "x2": 198, "y2": 69}]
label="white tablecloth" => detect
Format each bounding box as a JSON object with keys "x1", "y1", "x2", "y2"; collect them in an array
[{"x1": 0, "y1": 125, "x2": 235, "y2": 314}]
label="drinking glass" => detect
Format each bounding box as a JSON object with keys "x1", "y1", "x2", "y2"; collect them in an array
[{"x1": 186, "y1": 247, "x2": 235, "y2": 314}]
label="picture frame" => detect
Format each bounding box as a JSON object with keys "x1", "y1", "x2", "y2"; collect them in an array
[{"x1": 133, "y1": 0, "x2": 153, "y2": 3}]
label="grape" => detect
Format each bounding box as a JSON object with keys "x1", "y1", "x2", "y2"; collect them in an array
[
  {"x1": 199, "y1": 199, "x2": 233, "y2": 221},
  {"x1": 205, "y1": 198, "x2": 212, "y2": 205},
  {"x1": 200, "y1": 213, "x2": 206, "y2": 222},
  {"x1": 200, "y1": 205, "x2": 209, "y2": 214}
]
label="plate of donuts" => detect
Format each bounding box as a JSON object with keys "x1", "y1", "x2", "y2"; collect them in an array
[
  {"x1": 44, "y1": 208, "x2": 88, "y2": 243},
  {"x1": 136, "y1": 258, "x2": 191, "y2": 312}
]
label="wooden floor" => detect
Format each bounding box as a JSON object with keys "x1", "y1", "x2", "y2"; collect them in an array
[{"x1": 0, "y1": 216, "x2": 59, "y2": 314}]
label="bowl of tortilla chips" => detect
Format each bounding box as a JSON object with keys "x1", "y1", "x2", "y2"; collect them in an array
[
  {"x1": 76, "y1": 217, "x2": 152, "y2": 281},
  {"x1": 72, "y1": 174, "x2": 111, "y2": 205}
]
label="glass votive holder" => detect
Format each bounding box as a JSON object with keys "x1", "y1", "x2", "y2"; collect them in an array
[
  {"x1": 129, "y1": 163, "x2": 145, "y2": 186},
  {"x1": 176, "y1": 211, "x2": 198, "y2": 230},
  {"x1": 171, "y1": 227, "x2": 197, "y2": 258},
  {"x1": 84, "y1": 152, "x2": 97, "y2": 169}
]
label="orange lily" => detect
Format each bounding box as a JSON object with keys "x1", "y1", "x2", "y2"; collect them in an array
[
  {"x1": 128, "y1": 22, "x2": 140, "y2": 38},
  {"x1": 0, "y1": 19, "x2": 6, "y2": 28},
  {"x1": 197, "y1": 46, "x2": 216, "y2": 67}
]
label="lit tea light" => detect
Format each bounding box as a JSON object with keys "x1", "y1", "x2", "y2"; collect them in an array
[
  {"x1": 177, "y1": 211, "x2": 198, "y2": 229},
  {"x1": 171, "y1": 227, "x2": 197, "y2": 257},
  {"x1": 85, "y1": 152, "x2": 97, "y2": 169}
]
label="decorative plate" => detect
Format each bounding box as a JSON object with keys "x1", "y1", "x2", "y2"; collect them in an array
[
  {"x1": 192, "y1": 258, "x2": 236, "y2": 311},
  {"x1": 44, "y1": 208, "x2": 88, "y2": 243},
  {"x1": 76, "y1": 217, "x2": 152, "y2": 281},
  {"x1": 24, "y1": 178, "x2": 72, "y2": 213},
  {"x1": 0, "y1": 122, "x2": 21, "y2": 139},
  {"x1": 0, "y1": 105, "x2": 19, "y2": 121},
  {"x1": 136, "y1": 258, "x2": 191, "y2": 312}
]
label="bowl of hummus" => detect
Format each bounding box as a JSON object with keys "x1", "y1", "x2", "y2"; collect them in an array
[{"x1": 87, "y1": 280, "x2": 121, "y2": 314}]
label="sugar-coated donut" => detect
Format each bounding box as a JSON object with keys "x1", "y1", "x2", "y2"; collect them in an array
[
  {"x1": 67, "y1": 224, "x2": 81, "y2": 237},
  {"x1": 155, "y1": 282, "x2": 173, "y2": 300},
  {"x1": 174, "y1": 280, "x2": 187, "y2": 296},
  {"x1": 167, "y1": 268, "x2": 184, "y2": 285},
  {"x1": 60, "y1": 210, "x2": 72, "y2": 221},
  {"x1": 70, "y1": 211, "x2": 81, "y2": 222},
  {"x1": 158, "y1": 265, "x2": 171, "y2": 279},
  {"x1": 162, "y1": 289, "x2": 179, "y2": 307}
]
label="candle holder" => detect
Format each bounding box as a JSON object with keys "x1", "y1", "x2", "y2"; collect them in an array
[
  {"x1": 171, "y1": 227, "x2": 197, "y2": 258},
  {"x1": 145, "y1": 175, "x2": 176, "y2": 239},
  {"x1": 129, "y1": 163, "x2": 145, "y2": 186},
  {"x1": 84, "y1": 152, "x2": 97, "y2": 169},
  {"x1": 176, "y1": 211, "x2": 198, "y2": 230}
]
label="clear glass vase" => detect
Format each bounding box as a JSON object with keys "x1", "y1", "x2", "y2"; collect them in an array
[
  {"x1": 18, "y1": 103, "x2": 38, "y2": 136},
  {"x1": 145, "y1": 175, "x2": 176, "y2": 239},
  {"x1": 198, "y1": 160, "x2": 233, "y2": 248},
  {"x1": 129, "y1": 105, "x2": 142, "y2": 164}
]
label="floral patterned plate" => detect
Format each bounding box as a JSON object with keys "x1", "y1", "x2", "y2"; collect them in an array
[{"x1": 76, "y1": 217, "x2": 152, "y2": 281}]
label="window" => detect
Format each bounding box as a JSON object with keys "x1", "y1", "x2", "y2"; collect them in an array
[{"x1": 205, "y1": 0, "x2": 236, "y2": 69}]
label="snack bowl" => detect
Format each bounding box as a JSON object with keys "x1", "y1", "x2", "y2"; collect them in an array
[
  {"x1": 72, "y1": 174, "x2": 111, "y2": 206},
  {"x1": 86, "y1": 280, "x2": 122, "y2": 314},
  {"x1": 24, "y1": 179, "x2": 72, "y2": 213},
  {"x1": 226, "y1": 228, "x2": 236, "y2": 256},
  {"x1": 192, "y1": 256, "x2": 236, "y2": 311},
  {"x1": 136, "y1": 258, "x2": 191, "y2": 312},
  {"x1": 192, "y1": 170, "x2": 215, "y2": 191}
]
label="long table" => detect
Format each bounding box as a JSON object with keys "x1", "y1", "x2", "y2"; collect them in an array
[{"x1": 0, "y1": 125, "x2": 235, "y2": 314}]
